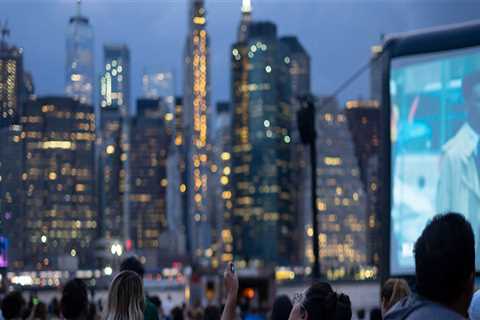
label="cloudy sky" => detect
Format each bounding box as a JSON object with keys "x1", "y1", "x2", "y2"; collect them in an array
[{"x1": 2, "y1": 0, "x2": 480, "y2": 109}]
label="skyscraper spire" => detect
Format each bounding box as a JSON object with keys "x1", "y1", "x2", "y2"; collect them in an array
[
  {"x1": 241, "y1": 0, "x2": 252, "y2": 13},
  {"x1": 76, "y1": 0, "x2": 82, "y2": 16},
  {"x1": 238, "y1": 0, "x2": 252, "y2": 42}
]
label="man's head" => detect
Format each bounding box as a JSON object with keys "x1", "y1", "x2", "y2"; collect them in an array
[
  {"x1": 60, "y1": 278, "x2": 89, "y2": 320},
  {"x1": 463, "y1": 72, "x2": 480, "y2": 117},
  {"x1": 1, "y1": 291, "x2": 25, "y2": 320},
  {"x1": 120, "y1": 256, "x2": 145, "y2": 278},
  {"x1": 415, "y1": 213, "x2": 475, "y2": 315}
]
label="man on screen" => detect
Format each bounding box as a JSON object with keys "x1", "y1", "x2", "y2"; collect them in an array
[{"x1": 437, "y1": 71, "x2": 480, "y2": 261}]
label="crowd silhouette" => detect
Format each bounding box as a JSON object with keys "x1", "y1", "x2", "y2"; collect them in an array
[{"x1": 1, "y1": 212, "x2": 479, "y2": 320}]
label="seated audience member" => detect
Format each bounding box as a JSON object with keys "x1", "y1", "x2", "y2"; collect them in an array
[
  {"x1": 60, "y1": 278, "x2": 89, "y2": 320},
  {"x1": 469, "y1": 290, "x2": 480, "y2": 320},
  {"x1": 381, "y1": 278, "x2": 410, "y2": 315},
  {"x1": 385, "y1": 213, "x2": 475, "y2": 320},
  {"x1": 270, "y1": 295, "x2": 292, "y2": 320},
  {"x1": 1, "y1": 291, "x2": 25, "y2": 320},
  {"x1": 288, "y1": 282, "x2": 352, "y2": 320},
  {"x1": 171, "y1": 306, "x2": 184, "y2": 320},
  {"x1": 105, "y1": 271, "x2": 145, "y2": 320},
  {"x1": 120, "y1": 257, "x2": 159, "y2": 320}
]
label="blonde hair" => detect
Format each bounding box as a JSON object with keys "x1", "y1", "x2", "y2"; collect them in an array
[
  {"x1": 381, "y1": 278, "x2": 411, "y2": 312},
  {"x1": 105, "y1": 271, "x2": 145, "y2": 320}
]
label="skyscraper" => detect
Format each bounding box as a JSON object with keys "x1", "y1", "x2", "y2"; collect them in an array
[
  {"x1": 314, "y1": 96, "x2": 371, "y2": 280},
  {"x1": 231, "y1": 20, "x2": 295, "y2": 265},
  {"x1": 345, "y1": 99, "x2": 382, "y2": 272},
  {"x1": 100, "y1": 45, "x2": 130, "y2": 116},
  {"x1": 184, "y1": 0, "x2": 211, "y2": 259},
  {"x1": 21, "y1": 97, "x2": 97, "y2": 270},
  {"x1": 0, "y1": 23, "x2": 24, "y2": 128},
  {"x1": 238, "y1": 0, "x2": 252, "y2": 42},
  {"x1": 214, "y1": 102, "x2": 233, "y2": 263},
  {"x1": 65, "y1": 0, "x2": 94, "y2": 106},
  {"x1": 279, "y1": 36, "x2": 311, "y2": 266},
  {"x1": 129, "y1": 98, "x2": 169, "y2": 268},
  {"x1": 98, "y1": 45, "x2": 131, "y2": 256}
]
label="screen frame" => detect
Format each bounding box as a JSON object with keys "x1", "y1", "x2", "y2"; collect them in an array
[{"x1": 380, "y1": 20, "x2": 480, "y2": 280}]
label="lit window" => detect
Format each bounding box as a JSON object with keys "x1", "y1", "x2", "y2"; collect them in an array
[
  {"x1": 265, "y1": 65, "x2": 272, "y2": 73},
  {"x1": 264, "y1": 120, "x2": 270, "y2": 128},
  {"x1": 106, "y1": 145, "x2": 115, "y2": 155}
]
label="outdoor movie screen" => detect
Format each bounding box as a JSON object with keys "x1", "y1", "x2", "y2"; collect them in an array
[{"x1": 390, "y1": 46, "x2": 480, "y2": 275}]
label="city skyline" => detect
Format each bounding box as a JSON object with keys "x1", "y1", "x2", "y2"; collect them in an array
[{"x1": 2, "y1": 1, "x2": 480, "y2": 109}]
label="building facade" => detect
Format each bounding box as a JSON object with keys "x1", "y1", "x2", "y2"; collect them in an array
[
  {"x1": 314, "y1": 96, "x2": 371, "y2": 280},
  {"x1": 20, "y1": 97, "x2": 96, "y2": 270},
  {"x1": 0, "y1": 30, "x2": 24, "y2": 128},
  {"x1": 183, "y1": 0, "x2": 212, "y2": 259},
  {"x1": 98, "y1": 45, "x2": 131, "y2": 253},
  {"x1": 65, "y1": 2, "x2": 94, "y2": 106},
  {"x1": 129, "y1": 98, "x2": 169, "y2": 268},
  {"x1": 231, "y1": 20, "x2": 295, "y2": 265},
  {"x1": 345, "y1": 99, "x2": 382, "y2": 274}
]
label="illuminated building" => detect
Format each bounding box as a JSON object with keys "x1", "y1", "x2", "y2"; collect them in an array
[
  {"x1": 183, "y1": 0, "x2": 211, "y2": 258},
  {"x1": 142, "y1": 71, "x2": 175, "y2": 102},
  {"x1": 65, "y1": 0, "x2": 94, "y2": 105},
  {"x1": 214, "y1": 102, "x2": 233, "y2": 263},
  {"x1": 21, "y1": 96, "x2": 97, "y2": 270},
  {"x1": 129, "y1": 98, "x2": 169, "y2": 267},
  {"x1": 0, "y1": 24, "x2": 24, "y2": 128},
  {"x1": 231, "y1": 20, "x2": 295, "y2": 265},
  {"x1": 345, "y1": 99, "x2": 381, "y2": 272},
  {"x1": 100, "y1": 44, "x2": 130, "y2": 115},
  {"x1": 98, "y1": 45, "x2": 131, "y2": 251},
  {"x1": 314, "y1": 96, "x2": 370, "y2": 280},
  {"x1": 278, "y1": 36, "x2": 311, "y2": 266},
  {"x1": 0, "y1": 125, "x2": 25, "y2": 269},
  {"x1": 238, "y1": 0, "x2": 252, "y2": 42}
]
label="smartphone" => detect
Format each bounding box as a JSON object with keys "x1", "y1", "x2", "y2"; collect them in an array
[
  {"x1": 230, "y1": 262, "x2": 235, "y2": 274},
  {"x1": 33, "y1": 297, "x2": 39, "y2": 305}
]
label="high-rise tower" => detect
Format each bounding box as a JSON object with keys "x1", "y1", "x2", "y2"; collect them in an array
[
  {"x1": 65, "y1": 0, "x2": 94, "y2": 106},
  {"x1": 183, "y1": 0, "x2": 211, "y2": 259}
]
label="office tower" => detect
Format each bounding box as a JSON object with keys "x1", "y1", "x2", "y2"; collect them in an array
[
  {"x1": 279, "y1": 36, "x2": 311, "y2": 266},
  {"x1": 238, "y1": 0, "x2": 252, "y2": 42},
  {"x1": 142, "y1": 71, "x2": 175, "y2": 101},
  {"x1": 129, "y1": 98, "x2": 169, "y2": 268},
  {"x1": 0, "y1": 23, "x2": 24, "y2": 128},
  {"x1": 345, "y1": 99, "x2": 381, "y2": 273},
  {"x1": 20, "y1": 97, "x2": 96, "y2": 270},
  {"x1": 231, "y1": 21, "x2": 295, "y2": 265},
  {"x1": 100, "y1": 45, "x2": 130, "y2": 116},
  {"x1": 98, "y1": 45, "x2": 131, "y2": 253},
  {"x1": 183, "y1": 0, "x2": 211, "y2": 259},
  {"x1": 314, "y1": 96, "x2": 370, "y2": 280},
  {"x1": 0, "y1": 124, "x2": 24, "y2": 269},
  {"x1": 214, "y1": 102, "x2": 233, "y2": 263},
  {"x1": 65, "y1": 0, "x2": 94, "y2": 105}
]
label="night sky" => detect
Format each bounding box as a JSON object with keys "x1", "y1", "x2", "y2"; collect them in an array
[{"x1": 2, "y1": 0, "x2": 480, "y2": 110}]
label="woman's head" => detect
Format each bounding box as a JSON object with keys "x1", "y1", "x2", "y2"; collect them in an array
[
  {"x1": 381, "y1": 278, "x2": 410, "y2": 315},
  {"x1": 289, "y1": 282, "x2": 352, "y2": 320},
  {"x1": 271, "y1": 295, "x2": 293, "y2": 320},
  {"x1": 106, "y1": 271, "x2": 145, "y2": 320},
  {"x1": 60, "y1": 278, "x2": 89, "y2": 320}
]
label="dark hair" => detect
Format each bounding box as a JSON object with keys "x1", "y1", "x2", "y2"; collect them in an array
[
  {"x1": 1, "y1": 291, "x2": 25, "y2": 320},
  {"x1": 414, "y1": 212, "x2": 475, "y2": 304},
  {"x1": 120, "y1": 256, "x2": 145, "y2": 278},
  {"x1": 271, "y1": 295, "x2": 292, "y2": 320},
  {"x1": 302, "y1": 282, "x2": 352, "y2": 320},
  {"x1": 171, "y1": 306, "x2": 184, "y2": 320},
  {"x1": 463, "y1": 72, "x2": 480, "y2": 100},
  {"x1": 34, "y1": 302, "x2": 48, "y2": 320},
  {"x1": 149, "y1": 296, "x2": 161, "y2": 309},
  {"x1": 381, "y1": 278, "x2": 410, "y2": 312},
  {"x1": 203, "y1": 305, "x2": 221, "y2": 320},
  {"x1": 369, "y1": 308, "x2": 382, "y2": 320},
  {"x1": 60, "y1": 278, "x2": 89, "y2": 320}
]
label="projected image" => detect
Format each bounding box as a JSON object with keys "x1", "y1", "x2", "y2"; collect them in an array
[{"x1": 391, "y1": 47, "x2": 480, "y2": 274}]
